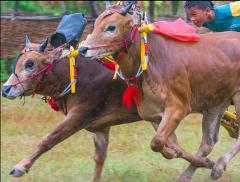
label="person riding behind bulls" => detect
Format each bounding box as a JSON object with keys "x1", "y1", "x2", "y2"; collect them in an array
[{"x1": 184, "y1": 1, "x2": 240, "y2": 32}]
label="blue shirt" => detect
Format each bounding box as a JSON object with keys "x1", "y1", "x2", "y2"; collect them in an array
[{"x1": 203, "y1": 2, "x2": 240, "y2": 32}]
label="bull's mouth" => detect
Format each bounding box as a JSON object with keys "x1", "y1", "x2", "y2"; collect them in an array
[
  {"x1": 80, "y1": 46, "x2": 114, "y2": 60},
  {"x1": 2, "y1": 92, "x2": 17, "y2": 100},
  {"x1": 2, "y1": 86, "x2": 33, "y2": 100},
  {"x1": 86, "y1": 51, "x2": 114, "y2": 60}
]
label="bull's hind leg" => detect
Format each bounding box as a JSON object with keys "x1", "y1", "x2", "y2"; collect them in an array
[
  {"x1": 90, "y1": 127, "x2": 110, "y2": 182},
  {"x1": 10, "y1": 109, "x2": 89, "y2": 177},
  {"x1": 177, "y1": 108, "x2": 226, "y2": 182},
  {"x1": 211, "y1": 93, "x2": 240, "y2": 180}
]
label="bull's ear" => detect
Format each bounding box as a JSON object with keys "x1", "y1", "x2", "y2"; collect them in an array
[
  {"x1": 25, "y1": 35, "x2": 31, "y2": 48},
  {"x1": 38, "y1": 38, "x2": 49, "y2": 52},
  {"x1": 44, "y1": 48, "x2": 63, "y2": 64}
]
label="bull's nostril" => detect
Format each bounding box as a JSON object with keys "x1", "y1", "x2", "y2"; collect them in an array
[
  {"x1": 2, "y1": 85, "x2": 11, "y2": 96},
  {"x1": 79, "y1": 46, "x2": 88, "y2": 57}
]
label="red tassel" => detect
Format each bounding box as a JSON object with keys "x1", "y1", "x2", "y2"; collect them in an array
[
  {"x1": 99, "y1": 58, "x2": 116, "y2": 71},
  {"x1": 122, "y1": 84, "x2": 141, "y2": 108},
  {"x1": 48, "y1": 98, "x2": 59, "y2": 111},
  {"x1": 103, "y1": 61, "x2": 116, "y2": 71}
]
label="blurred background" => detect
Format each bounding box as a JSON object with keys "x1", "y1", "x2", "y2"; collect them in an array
[{"x1": 1, "y1": 1, "x2": 239, "y2": 182}]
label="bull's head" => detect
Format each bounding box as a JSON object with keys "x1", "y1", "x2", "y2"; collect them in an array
[
  {"x1": 2, "y1": 36, "x2": 57, "y2": 99},
  {"x1": 79, "y1": 1, "x2": 139, "y2": 60}
]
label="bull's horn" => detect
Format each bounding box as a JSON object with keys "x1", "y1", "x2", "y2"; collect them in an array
[
  {"x1": 25, "y1": 35, "x2": 31, "y2": 48},
  {"x1": 38, "y1": 38, "x2": 49, "y2": 52},
  {"x1": 105, "y1": 1, "x2": 111, "y2": 10},
  {"x1": 119, "y1": 1, "x2": 136, "y2": 16}
]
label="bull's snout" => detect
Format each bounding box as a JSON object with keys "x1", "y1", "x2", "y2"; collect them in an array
[
  {"x1": 2, "y1": 85, "x2": 12, "y2": 97},
  {"x1": 79, "y1": 46, "x2": 88, "y2": 57}
]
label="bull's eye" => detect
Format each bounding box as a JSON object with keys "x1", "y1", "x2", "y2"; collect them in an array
[
  {"x1": 24, "y1": 59, "x2": 34, "y2": 69},
  {"x1": 106, "y1": 25, "x2": 116, "y2": 32}
]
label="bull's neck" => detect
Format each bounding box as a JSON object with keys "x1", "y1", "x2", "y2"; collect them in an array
[{"x1": 114, "y1": 37, "x2": 141, "y2": 79}]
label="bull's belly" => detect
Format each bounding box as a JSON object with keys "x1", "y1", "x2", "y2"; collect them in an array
[
  {"x1": 137, "y1": 90, "x2": 165, "y2": 121},
  {"x1": 137, "y1": 101, "x2": 163, "y2": 122},
  {"x1": 190, "y1": 94, "x2": 232, "y2": 113}
]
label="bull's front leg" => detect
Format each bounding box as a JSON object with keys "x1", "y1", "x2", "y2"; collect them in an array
[
  {"x1": 150, "y1": 106, "x2": 186, "y2": 152},
  {"x1": 90, "y1": 128, "x2": 110, "y2": 182},
  {"x1": 150, "y1": 106, "x2": 214, "y2": 168},
  {"x1": 10, "y1": 108, "x2": 89, "y2": 177}
]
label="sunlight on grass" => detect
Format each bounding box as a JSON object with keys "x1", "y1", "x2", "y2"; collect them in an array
[{"x1": 1, "y1": 97, "x2": 240, "y2": 182}]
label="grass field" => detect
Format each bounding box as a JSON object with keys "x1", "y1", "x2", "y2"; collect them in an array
[{"x1": 1, "y1": 97, "x2": 240, "y2": 182}]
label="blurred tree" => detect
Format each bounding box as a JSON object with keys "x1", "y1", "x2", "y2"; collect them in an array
[
  {"x1": 149, "y1": 1, "x2": 154, "y2": 22},
  {"x1": 60, "y1": 1, "x2": 68, "y2": 14},
  {"x1": 89, "y1": 1, "x2": 98, "y2": 18},
  {"x1": 171, "y1": 1, "x2": 179, "y2": 15},
  {"x1": 12, "y1": 1, "x2": 19, "y2": 17}
]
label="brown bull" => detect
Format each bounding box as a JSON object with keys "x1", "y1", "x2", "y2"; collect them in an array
[
  {"x1": 1, "y1": 37, "x2": 140, "y2": 181},
  {"x1": 2, "y1": 37, "x2": 198, "y2": 181},
  {"x1": 79, "y1": 3, "x2": 240, "y2": 181}
]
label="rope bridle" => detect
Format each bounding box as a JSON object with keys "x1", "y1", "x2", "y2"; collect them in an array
[{"x1": 88, "y1": 24, "x2": 139, "y2": 57}]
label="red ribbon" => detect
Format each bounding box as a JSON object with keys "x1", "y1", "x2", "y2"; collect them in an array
[
  {"x1": 122, "y1": 84, "x2": 141, "y2": 108},
  {"x1": 48, "y1": 98, "x2": 59, "y2": 111}
]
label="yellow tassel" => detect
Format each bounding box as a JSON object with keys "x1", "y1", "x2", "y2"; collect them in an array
[
  {"x1": 69, "y1": 46, "x2": 76, "y2": 93},
  {"x1": 141, "y1": 32, "x2": 147, "y2": 71},
  {"x1": 113, "y1": 64, "x2": 119, "y2": 80}
]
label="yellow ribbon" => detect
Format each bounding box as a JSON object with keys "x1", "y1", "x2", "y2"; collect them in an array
[
  {"x1": 68, "y1": 46, "x2": 78, "y2": 93},
  {"x1": 113, "y1": 64, "x2": 119, "y2": 80},
  {"x1": 140, "y1": 31, "x2": 147, "y2": 71},
  {"x1": 139, "y1": 23, "x2": 152, "y2": 71}
]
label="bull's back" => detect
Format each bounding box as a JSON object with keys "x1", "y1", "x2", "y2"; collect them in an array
[
  {"x1": 188, "y1": 32, "x2": 240, "y2": 110},
  {"x1": 160, "y1": 31, "x2": 240, "y2": 110}
]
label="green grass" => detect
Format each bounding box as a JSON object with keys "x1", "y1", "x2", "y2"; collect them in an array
[{"x1": 1, "y1": 97, "x2": 240, "y2": 182}]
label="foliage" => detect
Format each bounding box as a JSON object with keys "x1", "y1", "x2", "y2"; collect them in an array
[
  {"x1": 1, "y1": 59, "x2": 13, "y2": 83},
  {"x1": 1, "y1": 1, "x2": 92, "y2": 16},
  {"x1": 1, "y1": 50, "x2": 19, "y2": 83}
]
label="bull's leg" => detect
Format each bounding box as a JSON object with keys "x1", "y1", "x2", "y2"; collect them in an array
[
  {"x1": 151, "y1": 121, "x2": 215, "y2": 167},
  {"x1": 177, "y1": 109, "x2": 225, "y2": 182},
  {"x1": 150, "y1": 106, "x2": 214, "y2": 168},
  {"x1": 151, "y1": 122, "x2": 180, "y2": 159},
  {"x1": 10, "y1": 109, "x2": 89, "y2": 177},
  {"x1": 150, "y1": 107, "x2": 185, "y2": 152},
  {"x1": 211, "y1": 93, "x2": 240, "y2": 180},
  {"x1": 90, "y1": 128, "x2": 110, "y2": 182}
]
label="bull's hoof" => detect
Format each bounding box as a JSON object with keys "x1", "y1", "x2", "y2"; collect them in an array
[
  {"x1": 9, "y1": 167, "x2": 27, "y2": 177},
  {"x1": 150, "y1": 137, "x2": 164, "y2": 152},
  {"x1": 211, "y1": 168, "x2": 223, "y2": 180},
  {"x1": 150, "y1": 143, "x2": 160, "y2": 152}
]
